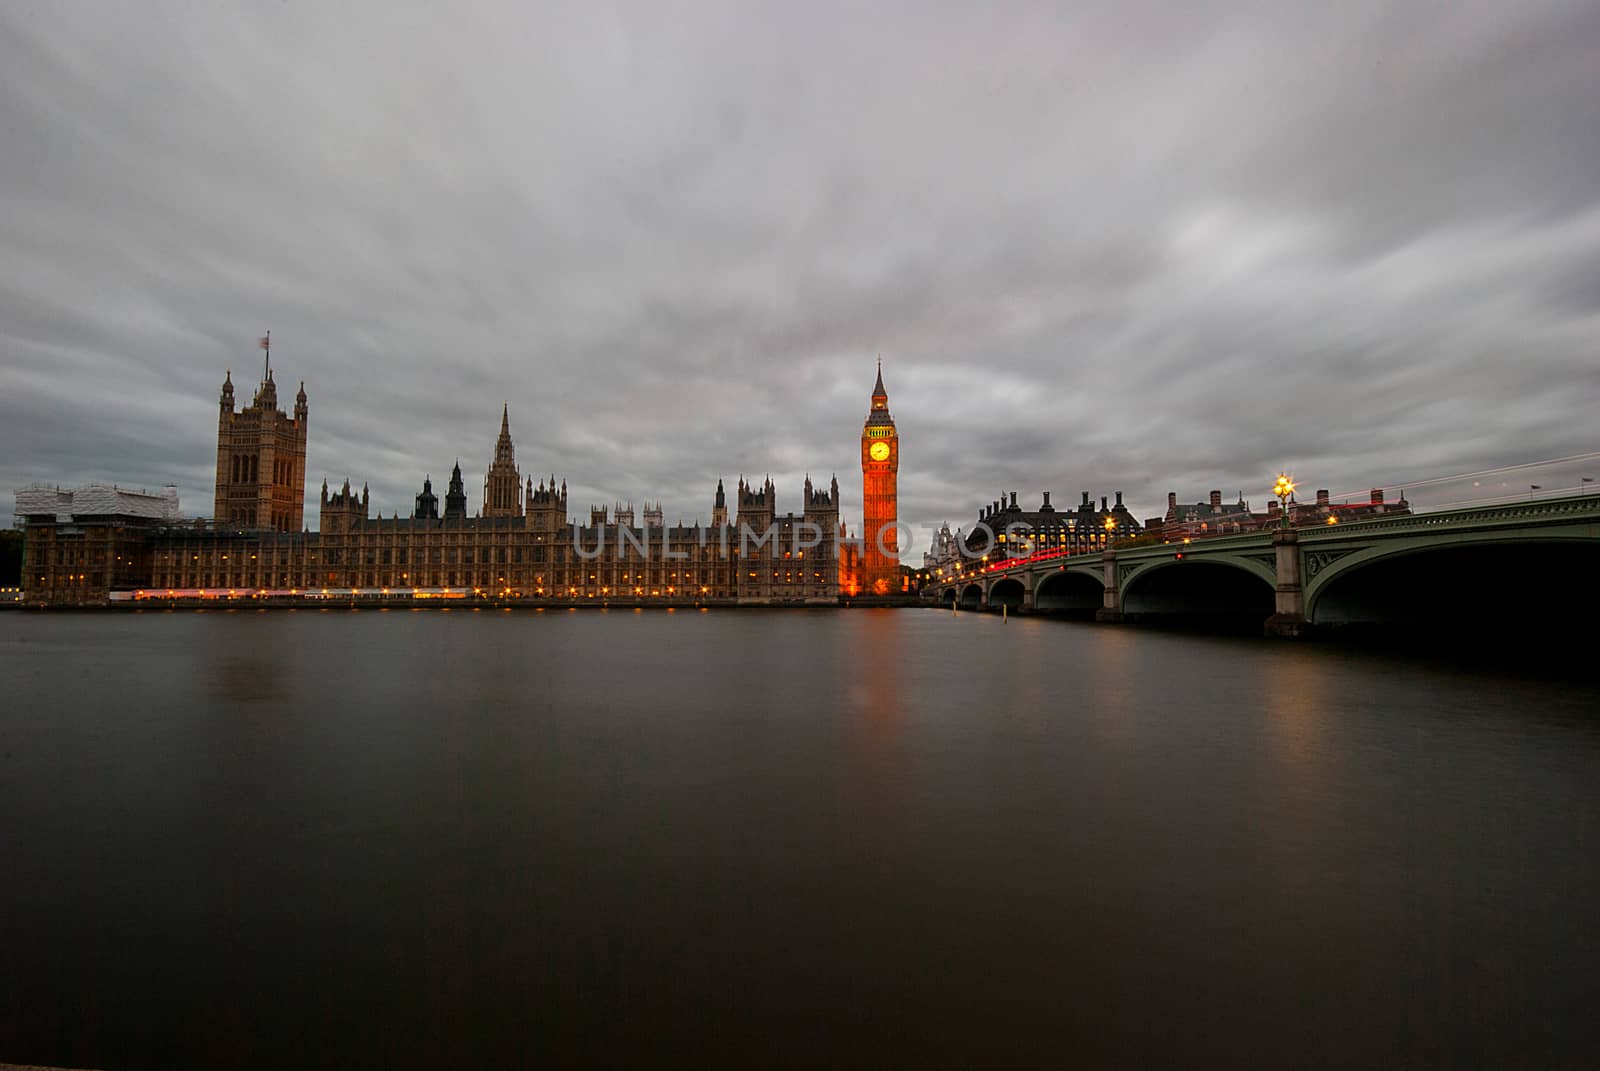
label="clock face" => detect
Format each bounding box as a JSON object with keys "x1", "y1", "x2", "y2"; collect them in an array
[{"x1": 869, "y1": 441, "x2": 891, "y2": 462}]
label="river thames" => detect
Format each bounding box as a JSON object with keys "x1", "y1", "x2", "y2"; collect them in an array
[{"x1": 1, "y1": 608, "x2": 1596, "y2": 1067}]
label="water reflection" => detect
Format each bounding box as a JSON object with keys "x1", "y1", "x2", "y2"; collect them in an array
[
  {"x1": 849, "y1": 608, "x2": 905, "y2": 742},
  {"x1": 1, "y1": 611, "x2": 1596, "y2": 1067},
  {"x1": 1262, "y1": 649, "x2": 1334, "y2": 772},
  {"x1": 208, "y1": 654, "x2": 293, "y2": 704}
]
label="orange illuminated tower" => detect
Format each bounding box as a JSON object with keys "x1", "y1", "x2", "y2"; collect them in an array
[{"x1": 861, "y1": 360, "x2": 899, "y2": 595}]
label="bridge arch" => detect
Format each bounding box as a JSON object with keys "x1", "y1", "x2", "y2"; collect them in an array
[
  {"x1": 959, "y1": 583, "x2": 984, "y2": 611},
  {"x1": 1306, "y1": 532, "x2": 1600, "y2": 631},
  {"x1": 1120, "y1": 558, "x2": 1274, "y2": 628},
  {"x1": 988, "y1": 576, "x2": 1026, "y2": 611},
  {"x1": 1034, "y1": 568, "x2": 1103, "y2": 614},
  {"x1": 940, "y1": 587, "x2": 959, "y2": 607}
]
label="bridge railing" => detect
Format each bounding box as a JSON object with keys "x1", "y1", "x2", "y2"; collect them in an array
[
  {"x1": 970, "y1": 528, "x2": 1273, "y2": 577},
  {"x1": 1298, "y1": 492, "x2": 1600, "y2": 539}
]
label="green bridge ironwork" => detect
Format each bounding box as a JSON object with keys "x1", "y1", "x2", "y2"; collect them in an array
[{"x1": 929, "y1": 492, "x2": 1600, "y2": 635}]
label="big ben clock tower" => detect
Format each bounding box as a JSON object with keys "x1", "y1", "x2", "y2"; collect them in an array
[{"x1": 861, "y1": 360, "x2": 899, "y2": 595}]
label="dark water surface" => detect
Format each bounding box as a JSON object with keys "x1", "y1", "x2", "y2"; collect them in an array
[{"x1": 1, "y1": 609, "x2": 1596, "y2": 1067}]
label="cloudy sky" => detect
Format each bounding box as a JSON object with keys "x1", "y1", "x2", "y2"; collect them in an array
[{"x1": 3, "y1": 0, "x2": 1597, "y2": 552}]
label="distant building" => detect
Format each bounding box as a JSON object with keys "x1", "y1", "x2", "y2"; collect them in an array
[
  {"x1": 1148, "y1": 488, "x2": 1410, "y2": 540},
  {"x1": 961, "y1": 490, "x2": 1141, "y2": 559},
  {"x1": 17, "y1": 368, "x2": 844, "y2": 605},
  {"x1": 140, "y1": 465, "x2": 840, "y2": 605},
  {"x1": 14, "y1": 484, "x2": 179, "y2": 604},
  {"x1": 1298, "y1": 487, "x2": 1411, "y2": 526},
  {"x1": 921, "y1": 523, "x2": 961, "y2": 575},
  {"x1": 1150, "y1": 490, "x2": 1259, "y2": 539}
]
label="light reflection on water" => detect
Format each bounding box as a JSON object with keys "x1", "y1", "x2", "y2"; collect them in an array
[{"x1": 0, "y1": 609, "x2": 1596, "y2": 1067}]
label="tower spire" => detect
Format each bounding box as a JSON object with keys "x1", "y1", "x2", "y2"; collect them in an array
[{"x1": 485, "y1": 403, "x2": 522, "y2": 517}]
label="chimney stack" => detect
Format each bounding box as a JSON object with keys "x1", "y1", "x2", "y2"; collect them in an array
[
  {"x1": 1115, "y1": 491, "x2": 1124, "y2": 507},
  {"x1": 1210, "y1": 490, "x2": 1222, "y2": 508},
  {"x1": 1316, "y1": 489, "x2": 1329, "y2": 507},
  {"x1": 1010, "y1": 491, "x2": 1018, "y2": 509},
  {"x1": 1041, "y1": 491, "x2": 1052, "y2": 509},
  {"x1": 1267, "y1": 500, "x2": 1280, "y2": 515},
  {"x1": 1167, "y1": 491, "x2": 1177, "y2": 511},
  {"x1": 1371, "y1": 488, "x2": 1384, "y2": 504}
]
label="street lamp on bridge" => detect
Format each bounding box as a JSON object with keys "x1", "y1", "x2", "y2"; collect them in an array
[{"x1": 1273, "y1": 473, "x2": 1296, "y2": 529}]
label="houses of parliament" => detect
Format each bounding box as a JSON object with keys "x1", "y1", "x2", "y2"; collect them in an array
[{"x1": 16, "y1": 357, "x2": 908, "y2": 604}]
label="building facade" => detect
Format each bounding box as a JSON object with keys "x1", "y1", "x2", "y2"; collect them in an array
[
  {"x1": 214, "y1": 367, "x2": 308, "y2": 532},
  {"x1": 19, "y1": 371, "x2": 844, "y2": 605},
  {"x1": 1146, "y1": 488, "x2": 1410, "y2": 540},
  {"x1": 143, "y1": 471, "x2": 839, "y2": 603},
  {"x1": 959, "y1": 490, "x2": 1143, "y2": 559},
  {"x1": 15, "y1": 484, "x2": 180, "y2": 605}
]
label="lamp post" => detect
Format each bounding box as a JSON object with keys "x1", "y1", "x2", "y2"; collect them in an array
[
  {"x1": 1273, "y1": 473, "x2": 1295, "y2": 529},
  {"x1": 1264, "y1": 471, "x2": 1308, "y2": 636},
  {"x1": 1095, "y1": 514, "x2": 1121, "y2": 622}
]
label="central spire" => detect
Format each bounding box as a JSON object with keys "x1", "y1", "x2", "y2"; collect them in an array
[
  {"x1": 484, "y1": 403, "x2": 523, "y2": 517},
  {"x1": 493, "y1": 404, "x2": 516, "y2": 465}
]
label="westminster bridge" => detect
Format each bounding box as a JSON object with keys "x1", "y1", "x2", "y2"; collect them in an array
[{"x1": 928, "y1": 492, "x2": 1600, "y2": 635}]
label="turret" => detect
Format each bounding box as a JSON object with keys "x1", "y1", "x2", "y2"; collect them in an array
[
  {"x1": 524, "y1": 474, "x2": 568, "y2": 533},
  {"x1": 444, "y1": 461, "x2": 468, "y2": 521},
  {"x1": 414, "y1": 475, "x2": 439, "y2": 520},
  {"x1": 319, "y1": 475, "x2": 369, "y2": 536},
  {"x1": 735, "y1": 475, "x2": 775, "y2": 530},
  {"x1": 712, "y1": 478, "x2": 728, "y2": 528},
  {"x1": 256, "y1": 369, "x2": 277, "y2": 410},
  {"x1": 220, "y1": 370, "x2": 235, "y2": 414}
]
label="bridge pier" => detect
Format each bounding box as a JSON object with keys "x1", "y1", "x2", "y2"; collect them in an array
[
  {"x1": 1264, "y1": 527, "x2": 1309, "y2": 637},
  {"x1": 1094, "y1": 546, "x2": 1123, "y2": 623}
]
